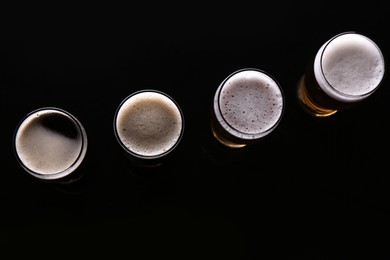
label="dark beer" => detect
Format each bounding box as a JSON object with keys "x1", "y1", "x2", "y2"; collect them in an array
[
  {"x1": 14, "y1": 107, "x2": 88, "y2": 182},
  {"x1": 113, "y1": 89, "x2": 184, "y2": 167}
]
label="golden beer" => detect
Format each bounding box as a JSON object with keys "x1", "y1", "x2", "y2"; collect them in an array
[
  {"x1": 297, "y1": 31, "x2": 385, "y2": 117},
  {"x1": 211, "y1": 68, "x2": 284, "y2": 148}
]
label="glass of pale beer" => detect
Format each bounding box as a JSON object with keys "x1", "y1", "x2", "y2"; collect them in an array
[
  {"x1": 210, "y1": 68, "x2": 284, "y2": 148},
  {"x1": 113, "y1": 89, "x2": 185, "y2": 167},
  {"x1": 13, "y1": 107, "x2": 88, "y2": 183},
  {"x1": 297, "y1": 31, "x2": 385, "y2": 117}
]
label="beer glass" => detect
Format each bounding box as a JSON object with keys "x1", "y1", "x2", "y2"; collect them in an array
[
  {"x1": 297, "y1": 31, "x2": 385, "y2": 117},
  {"x1": 211, "y1": 68, "x2": 284, "y2": 148},
  {"x1": 13, "y1": 107, "x2": 88, "y2": 183},
  {"x1": 113, "y1": 89, "x2": 185, "y2": 168}
]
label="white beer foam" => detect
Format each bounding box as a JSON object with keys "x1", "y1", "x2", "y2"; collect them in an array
[
  {"x1": 116, "y1": 91, "x2": 183, "y2": 157},
  {"x1": 314, "y1": 32, "x2": 385, "y2": 102},
  {"x1": 15, "y1": 110, "x2": 83, "y2": 175},
  {"x1": 215, "y1": 69, "x2": 284, "y2": 140}
]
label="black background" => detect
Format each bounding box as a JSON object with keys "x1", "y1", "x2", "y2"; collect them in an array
[{"x1": 1, "y1": 3, "x2": 390, "y2": 259}]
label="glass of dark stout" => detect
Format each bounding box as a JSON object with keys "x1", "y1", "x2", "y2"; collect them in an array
[
  {"x1": 13, "y1": 107, "x2": 88, "y2": 184},
  {"x1": 113, "y1": 89, "x2": 185, "y2": 169}
]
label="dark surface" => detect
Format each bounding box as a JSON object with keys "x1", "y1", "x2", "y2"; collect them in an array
[{"x1": 1, "y1": 3, "x2": 389, "y2": 259}]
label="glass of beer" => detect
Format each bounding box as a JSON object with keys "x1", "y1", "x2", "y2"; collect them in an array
[
  {"x1": 13, "y1": 107, "x2": 88, "y2": 183},
  {"x1": 210, "y1": 68, "x2": 285, "y2": 148},
  {"x1": 297, "y1": 31, "x2": 385, "y2": 117},
  {"x1": 113, "y1": 89, "x2": 185, "y2": 168}
]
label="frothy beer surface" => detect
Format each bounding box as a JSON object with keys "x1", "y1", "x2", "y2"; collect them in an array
[
  {"x1": 315, "y1": 32, "x2": 385, "y2": 102},
  {"x1": 215, "y1": 69, "x2": 284, "y2": 140},
  {"x1": 15, "y1": 109, "x2": 85, "y2": 176},
  {"x1": 115, "y1": 91, "x2": 183, "y2": 158}
]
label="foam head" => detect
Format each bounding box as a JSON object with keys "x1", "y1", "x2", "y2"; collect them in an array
[
  {"x1": 314, "y1": 32, "x2": 385, "y2": 102},
  {"x1": 213, "y1": 69, "x2": 284, "y2": 141},
  {"x1": 114, "y1": 90, "x2": 184, "y2": 159},
  {"x1": 14, "y1": 108, "x2": 88, "y2": 180}
]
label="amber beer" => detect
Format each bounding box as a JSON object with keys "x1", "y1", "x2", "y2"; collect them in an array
[
  {"x1": 211, "y1": 68, "x2": 284, "y2": 148},
  {"x1": 297, "y1": 31, "x2": 385, "y2": 117},
  {"x1": 14, "y1": 107, "x2": 88, "y2": 182},
  {"x1": 113, "y1": 89, "x2": 184, "y2": 167}
]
